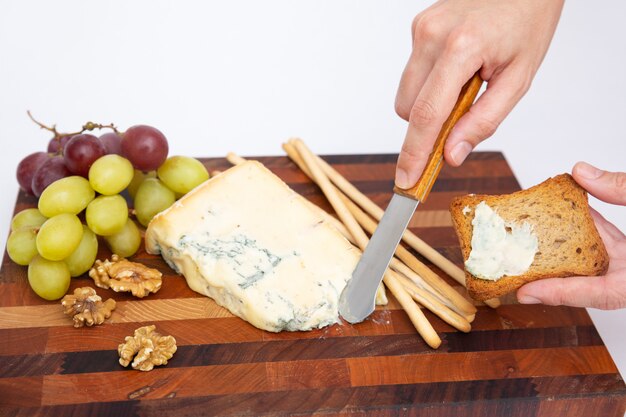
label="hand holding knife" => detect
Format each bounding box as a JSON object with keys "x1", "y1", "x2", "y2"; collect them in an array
[{"x1": 339, "y1": 73, "x2": 484, "y2": 324}]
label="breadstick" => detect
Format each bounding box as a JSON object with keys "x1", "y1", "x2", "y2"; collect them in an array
[
  {"x1": 291, "y1": 140, "x2": 387, "y2": 304},
  {"x1": 383, "y1": 270, "x2": 442, "y2": 348},
  {"x1": 287, "y1": 142, "x2": 471, "y2": 342},
  {"x1": 390, "y1": 258, "x2": 474, "y2": 322},
  {"x1": 283, "y1": 141, "x2": 476, "y2": 319},
  {"x1": 338, "y1": 191, "x2": 477, "y2": 317},
  {"x1": 288, "y1": 138, "x2": 500, "y2": 309},
  {"x1": 392, "y1": 269, "x2": 471, "y2": 332}
]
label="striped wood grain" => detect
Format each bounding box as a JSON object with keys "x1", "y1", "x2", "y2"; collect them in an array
[{"x1": 0, "y1": 152, "x2": 624, "y2": 417}]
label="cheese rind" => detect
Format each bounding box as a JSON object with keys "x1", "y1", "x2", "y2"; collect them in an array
[{"x1": 145, "y1": 161, "x2": 360, "y2": 332}]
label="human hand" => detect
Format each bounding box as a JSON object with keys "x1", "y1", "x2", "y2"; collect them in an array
[
  {"x1": 517, "y1": 162, "x2": 626, "y2": 309},
  {"x1": 394, "y1": 0, "x2": 564, "y2": 189}
]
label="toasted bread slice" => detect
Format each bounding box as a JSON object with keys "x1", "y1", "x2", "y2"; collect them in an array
[{"x1": 450, "y1": 174, "x2": 609, "y2": 301}]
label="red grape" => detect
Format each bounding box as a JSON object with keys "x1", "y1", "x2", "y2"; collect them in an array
[
  {"x1": 121, "y1": 125, "x2": 168, "y2": 171},
  {"x1": 47, "y1": 136, "x2": 71, "y2": 154},
  {"x1": 16, "y1": 152, "x2": 51, "y2": 194},
  {"x1": 31, "y1": 155, "x2": 71, "y2": 197},
  {"x1": 99, "y1": 132, "x2": 123, "y2": 155},
  {"x1": 63, "y1": 134, "x2": 106, "y2": 177}
]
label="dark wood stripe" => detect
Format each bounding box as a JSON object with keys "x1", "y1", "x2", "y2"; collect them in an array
[
  {"x1": 3, "y1": 374, "x2": 623, "y2": 417},
  {"x1": 135, "y1": 375, "x2": 625, "y2": 417},
  {"x1": 34, "y1": 350, "x2": 621, "y2": 405},
  {"x1": 314, "y1": 152, "x2": 506, "y2": 165},
  {"x1": 289, "y1": 176, "x2": 521, "y2": 200},
  {"x1": 0, "y1": 325, "x2": 605, "y2": 378},
  {"x1": 0, "y1": 401, "x2": 141, "y2": 417},
  {"x1": 533, "y1": 373, "x2": 626, "y2": 397},
  {"x1": 3, "y1": 399, "x2": 624, "y2": 417},
  {"x1": 57, "y1": 334, "x2": 429, "y2": 376},
  {"x1": 287, "y1": 160, "x2": 516, "y2": 186},
  {"x1": 444, "y1": 325, "x2": 603, "y2": 352},
  {"x1": 534, "y1": 398, "x2": 626, "y2": 417}
]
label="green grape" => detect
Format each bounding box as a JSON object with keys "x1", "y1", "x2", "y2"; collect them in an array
[
  {"x1": 105, "y1": 218, "x2": 142, "y2": 257},
  {"x1": 28, "y1": 255, "x2": 71, "y2": 300},
  {"x1": 65, "y1": 225, "x2": 98, "y2": 277},
  {"x1": 6, "y1": 227, "x2": 38, "y2": 265},
  {"x1": 134, "y1": 178, "x2": 175, "y2": 227},
  {"x1": 38, "y1": 176, "x2": 95, "y2": 217},
  {"x1": 86, "y1": 194, "x2": 128, "y2": 236},
  {"x1": 89, "y1": 154, "x2": 134, "y2": 195},
  {"x1": 36, "y1": 213, "x2": 83, "y2": 261},
  {"x1": 127, "y1": 170, "x2": 156, "y2": 199},
  {"x1": 11, "y1": 208, "x2": 47, "y2": 231},
  {"x1": 157, "y1": 156, "x2": 209, "y2": 194}
]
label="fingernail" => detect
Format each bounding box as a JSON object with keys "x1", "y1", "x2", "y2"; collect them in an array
[
  {"x1": 576, "y1": 161, "x2": 603, "y2": 180},
  {"x1": 518, "y1": 295, "x2": 541, "y2": 304},
  {"x1": 450, "y1": 141, "x2": 472, "y2": 165},
  {"x1": 395, "y1": 168, "x2": 411, "y2": 189}
]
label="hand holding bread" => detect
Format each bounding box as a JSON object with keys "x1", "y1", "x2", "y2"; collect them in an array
[
  {"x1": 451, "y1": 162, "x2": 626, "y2": 310},
  {"x1": 517, "y1": 162, "x2": 626, "y2": 310}
]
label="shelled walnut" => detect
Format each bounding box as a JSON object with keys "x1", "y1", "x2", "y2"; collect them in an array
[
  {"x1": 89, "y1": 254, "x2": 162, "y2": 298},
  {"x1": 61, "y1": 287, "x2": 116, "y2": 328},
  {"x1": 118, "y1": 325, "x2": 177, "y2": 371}
]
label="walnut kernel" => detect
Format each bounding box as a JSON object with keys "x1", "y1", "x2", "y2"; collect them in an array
[
  {"x1": 118, "y1": 325, "x2": 177, "y2": 371},
  {"x1": 61, "y1": 287, "x2": 116, "y2": 328},
  {"x1": 89, "y1": 254, "x2": 162, "y2": 298}
]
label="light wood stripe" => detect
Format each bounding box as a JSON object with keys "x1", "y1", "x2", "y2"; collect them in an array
[
  {"x1": 0, "y1": 298, "x2": 235, "y2": 329},
  {"x1": 408, "y1": 210, "x2": 453, "y2": 228},
  {"x1": 34, "y1": 306, "x2": 593, "y2": 354},
  {"x1": 347, "y1": 346, "x2": 617, "y2": 387},
  {"x1": 0, "y1": 295, "x2": 590, "y2": 338}
]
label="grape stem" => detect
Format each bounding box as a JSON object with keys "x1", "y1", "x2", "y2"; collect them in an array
[{"x1": 27, "y1": 110, "x2": 121, "y2": 141}]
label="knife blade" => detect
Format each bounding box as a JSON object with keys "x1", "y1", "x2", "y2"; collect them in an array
[{"x1": 339, "y1": 73, "x2": 483, "y2": 324}]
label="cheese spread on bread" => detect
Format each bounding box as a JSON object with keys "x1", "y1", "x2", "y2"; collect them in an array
[
  {"x1": 465, "y1": 201, "x2": 538, "y2": 281},
  {"x1": 145, "y1": 161, "x2": 360, "y2": 332}
]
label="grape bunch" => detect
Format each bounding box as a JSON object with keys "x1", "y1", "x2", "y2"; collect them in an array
[{"x1": 9, "y1": 113, "x2": 209, "y2": 300}]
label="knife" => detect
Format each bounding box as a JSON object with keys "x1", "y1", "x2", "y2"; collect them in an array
[{"x1": 339, "y1": 73, "x2": 483, "y2": 324}]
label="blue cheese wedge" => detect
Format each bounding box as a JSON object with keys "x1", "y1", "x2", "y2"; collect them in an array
[{"x1": 145, "y1": 161, "x2": 360, "y2": 332}]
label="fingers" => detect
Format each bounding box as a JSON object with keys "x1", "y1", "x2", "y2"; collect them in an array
[
  {"x1": 395, "y1": 61, "x2": 533, "y2": 187},
  {"x1": 395, "y1": 51, "x2": 436, "y2": 122},
  {"x1": 395, "y1": 10, "x2": 448, "y2": 121},
  {"x1": 589, "y1": 208, "x2": 626, "y2": 246},
  {"x1": 395, "y1": 57, "x2": 478, "y2": 189},
  {"x1": 517, "y1": 276, "x2": 625, "y2": 310},
  {"x1": 443, "y1": 65, "x2": 532, "y2": 166},
  {"x1": 572, "y1": 162, "x2": 626, "y2": 206}
]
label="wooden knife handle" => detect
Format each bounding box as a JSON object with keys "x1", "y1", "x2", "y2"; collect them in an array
[{"x1": 394, "y1": 73, "x2": 483, "y2": 202}]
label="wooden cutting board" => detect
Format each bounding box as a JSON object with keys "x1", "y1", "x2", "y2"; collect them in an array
[{"x1": 1, "y1": 152, "x2": 625, "y2": 417}]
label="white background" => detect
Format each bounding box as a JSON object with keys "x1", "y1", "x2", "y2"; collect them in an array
[{"x1": 1, "y1": 1, "x2": 625, "y2": 379}]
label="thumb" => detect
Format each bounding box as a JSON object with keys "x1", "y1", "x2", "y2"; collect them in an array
[
  {"x1": 517, "y1": 276, "x2": 621, "y2": 310},
  {"x1": 572, "y1": 162, "x2": 626, "y2": 206}
]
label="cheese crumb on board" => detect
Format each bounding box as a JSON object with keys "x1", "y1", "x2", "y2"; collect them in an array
[{"x1": 145, "y1": 161, "x2": 361, "y2": 332}]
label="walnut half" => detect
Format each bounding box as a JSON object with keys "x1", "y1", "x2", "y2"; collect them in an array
[
  {"x1": 118, "y1": 325, "x2": 177, "y2": 371},
  {"x1": 61, "y1": 287, "x2": 116, "y2": 328},
  {"x1": 89, "y1": 254, "x2": 162, "y2": 298}
]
